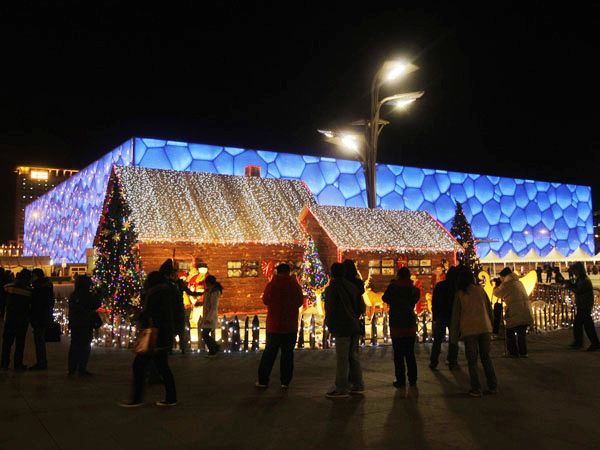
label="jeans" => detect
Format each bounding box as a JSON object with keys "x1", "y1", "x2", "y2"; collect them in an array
[
  {"x1": 392, "y1": 336, "x2": 417, "y2": 386},
  {"x1": 430, "y1": 319, "x2": 458, "y2": 366},
  {"x1": 573, "y1": 308, "x2": 599, "y2": 346},
  {"x1": 33, "y1": 326, "x2": 48, "y2": 367},
  {"x1": 1, "y1": 325, "x2": 27, "y2": 368},
  {"x1": 506, "y1": 325, "x2": 528, "y2": 356},
  {"x1": 68, "y1": 328, "x2": 93, "y2": 373},
  {"x1": 201, "y1": 328, "x2": 220, "y2": 355},
  {"x1": 257, "y1": 332, "x2": 296, "y2": 385},
  {"x1": 463, "y1": 333, "x2": 497, "y2": 391},
  {"x1": 132, "y1": 350, "x2": 176, "y2": 403},
  {"x1": 334, "y1": 335, "x2": 364, "y2": 392}
]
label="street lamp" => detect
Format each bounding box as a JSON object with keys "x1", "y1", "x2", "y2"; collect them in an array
[{"x1": 319, "y1": 59, "x2": 423, "y2": 208}]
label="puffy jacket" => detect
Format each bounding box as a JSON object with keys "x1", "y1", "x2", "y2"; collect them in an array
[
  {"x1": 492, "y1": 273, "x2": 533, "y2": 328},
  {"x1": 382, "y1": 278, "x2": 420, "y2": 329},
  {"x1": 431, "y1": 279, "x2": 455, "y2": 322},
  {"x1": 450, "y1": 284, "x2": 493, "y2": 342},
  {"x1": 31, "y1": 277, "x2": 55, "y2": 328},
  {"x1": 263, "y1": 273, "x2": 304, "y2": 333},
  {"x1": 200, "y1": 285, "x2": 221, "y2": 330},
  {"x1": 567, "y1": 276, "x2": 595, "y2": 310},
  {"x1": 323, "y1": 278, "x2": 365, "y2": 337},
  {"x1": 68, "y1": 291, "x2": 102, "y2": 330},
  {"x1": 140, "y1": 283, "x2": 175, "y2": 349},
  {"x1": 4, "y1": 282, "x2": 32, "y2": 331}
]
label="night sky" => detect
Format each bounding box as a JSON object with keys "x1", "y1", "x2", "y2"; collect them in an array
[{"x1": 2, "y1": 3, "x2": 600, "y2": 243}]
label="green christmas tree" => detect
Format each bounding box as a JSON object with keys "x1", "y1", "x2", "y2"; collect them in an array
[
  {"x1": 300, "y1": 236, "x2": 328, "y2": 304},
  {"x1": 92, "y1": 171, "x2": 144, "y2": 321},
  {"x1": 450, "y1": 202, "x2": 483, "y2": 275}
]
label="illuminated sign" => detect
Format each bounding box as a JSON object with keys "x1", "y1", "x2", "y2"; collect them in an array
[{"x1": 30, "y1": 170, "x2": 49, "y2": 180}]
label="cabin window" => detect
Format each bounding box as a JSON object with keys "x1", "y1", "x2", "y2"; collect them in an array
[
  {"x1": 368, "y1": 259, "x2": 395, "y2": 276},
  {"x1": 228, "y1": 260, "x2": 259, "y2": 277}
]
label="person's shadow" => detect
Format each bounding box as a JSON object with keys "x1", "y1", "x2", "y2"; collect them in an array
[{"x1": 315, "y1": 397, "x2": 366, "y2": 449}]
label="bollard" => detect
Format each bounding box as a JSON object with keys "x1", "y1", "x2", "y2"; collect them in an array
[
  {"x1": 309, "y1": 314, "x2": 316, "y2": 349},
  {"x1": 243, "y1": 316, "x2": 249, "y2": 351},
  {"x1": 252, "y1": 315, "x2": 260, "y2": 351},
  {"x1": 297, "y1": 316, "x2": 305, "y2": 349},
  {"x1": 371, "y1": 313, "x2": 378, "y2": 346}
]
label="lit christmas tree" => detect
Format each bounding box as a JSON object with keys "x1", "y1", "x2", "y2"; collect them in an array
[
  {"x1": 300, "y1": 236, "x2": 328, "y2": 305},
  {"x1": 93, "y1": 170, "x2": 144, "y2": 321},
  {"x1": 450, "y1": 202, "x2": 483, "y2": 275}
]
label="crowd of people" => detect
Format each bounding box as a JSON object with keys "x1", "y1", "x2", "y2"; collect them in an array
[{"x1": 1, "y1": 257, "x2": 598, "y2": 408}]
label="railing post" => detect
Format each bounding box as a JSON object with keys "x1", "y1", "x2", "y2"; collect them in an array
[
  {"x1": 252, "y1": 315, "x2": 260, "y2": 351},
  {"x1": 371, "y1": 313, "x2": 378, "y2": 346},
  {"x1": 323, "y1": 322, "x2": 330, "y2": 349},
  {"x1": 243, "y1": 316, "x2": 249, "y2": 351},
  {"x1": 231, "y1": 316, "x2": 240, "y2": 352},
  {"x1": 382, "y1": 313, "x2": 389, "y2": 344},
  {"x1": 297, "y1": 316, "x2": 305, "y2": 349},
  {"x1": 309, "y1": 314, "x2": 316, "y2": 349},
  {"x1": 360, "y1": 315, "x2": 366, "y2": 346},
  {"x1": 421, "y1": 313, "x2": 428, "y2": 343}
]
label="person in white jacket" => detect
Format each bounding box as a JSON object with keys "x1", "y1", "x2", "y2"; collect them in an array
[
  {"x1": 199, "y1": 276, "x2": 222, "y2": 357},
  {"x1": 493, "y1": 267, "x2": 533, "y2": 357},
  {"x1": 450, "y1": 268, "x2": 497, "y2": 397}
]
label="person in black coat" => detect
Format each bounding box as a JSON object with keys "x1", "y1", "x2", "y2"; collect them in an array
[
  {"x1": 342, "y1": 259, "x2": 366, "y2": 336},
  {"x1": 30, "y1": 269, "x2": 55, "y2": 370},
  {"x1": 382, "y1": 267, "x2": 421, "y2": 395},
  {"x1": 120, "y1": 271, "x2": 177, "y2": 407},
  {"x1": 68, "y1": 275, "x2": 101, "y2": 376},
  {"x1": 1, "y1": 269, "x2": 32, "y2": 370},
  {"x1": 536, "y1": 266, "x2": 543, "y2": 283},
  {"x1": 429, "y1": 266, "x2": 459, "y2": 370}
]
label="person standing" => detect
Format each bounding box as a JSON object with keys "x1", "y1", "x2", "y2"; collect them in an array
[
  {"x1": 199, "y1": 275, "x2": 222, "y2": 357},
  {"x1": 256, "y1": 264, "x2": 304, "y2": 389},
  {"x1": 120, "y1": 271, "x2": 177, "y2": 407},
  {"x1": 1, "y1": 269, "x2": 32, "y2": 370},
  {"x1": 565, "y1": 262, "x2": 600, "y2": 351},
  {"x1": 322, "y1": 263, "x2": 365, "y2": 398},
  {"x1": 29, "y1": 268, "x2": 55, "y2": 370},
  {"x1": 68, "y1": 275, "x2": 101, "y2": 376},
  {"x1": 383, "y1": 267, "x2": 421, "y2": 397},
  {"x1": 342, "y1": 259, "x2": 366, "y2": 337},
  {"x1": 429, "y1": 266, "x2": 459, "y2": 370},
  {"x1": 492, "y1": 267, "x2": 533, "y2": 357},
  {"x1": 545, "y1": 265, "x2": 553, "y2": 283},
  {"x1": 536, "y1": 266, "x2": 543, "y2": 284},
  {"x1": 450, "y1": 268, "x2": 497, "y2": 397}
]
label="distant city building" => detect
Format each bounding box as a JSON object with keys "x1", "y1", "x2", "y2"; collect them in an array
[
  {"x1": 14, "y1": 166, "x2": 78, "y2": 245},
  {"x1": 0, "y1": 240, "x2": 22, "y2": 257}
]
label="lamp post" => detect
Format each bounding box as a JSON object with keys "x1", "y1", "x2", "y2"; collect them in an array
[{"x1": 319, "y1": 60, "x2": 423, "y2": 208}]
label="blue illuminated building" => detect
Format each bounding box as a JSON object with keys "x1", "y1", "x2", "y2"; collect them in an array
[{"x1": 24, "y1": 137, "x2": 594, "y2": 263}]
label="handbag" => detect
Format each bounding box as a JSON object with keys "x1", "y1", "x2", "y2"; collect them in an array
[{"x1": 133, "y1": 327, "x2": 159, "y2": 354}]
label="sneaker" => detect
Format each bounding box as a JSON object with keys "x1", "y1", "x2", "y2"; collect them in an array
[
  {"x1": 587, "y1": 344, "x2": 600, "y2": 352},
  {"x1": 156, "y1": 400, "x2": 177, "y2": 407},
  {"x1": 325, "y1": 390, "x2": 350, "y2": 398},
  {"x1": 350, "y1": 386, "x2": 365, "y2": 395},
  {"x1": 408, "y1": 385, "x2": 419, "y2": 398},
  {"x1": 281, "y1": 384, "x2": 289, "y2": 389},
  {"x1": 484, "y1": 388, "x2": 498, "y2": 395},
  {"x1": 392, "y1": 381, "x2": 406, "y2": 389},
  {"x1": 29, "y1": 364, "x2": 48, "y2": 371},
  {"x1": 255, "y1": 381, "x2": 268, "y2": 388},
  {"x1": 520, "y1": 354, "x2": 529, "y2": 358},
  {"x1": 118, "y1": 400, "x2": 144, "y2": 408},
  {"x1": 468, "y1": 389, "x2": 482, "y2": 397}
]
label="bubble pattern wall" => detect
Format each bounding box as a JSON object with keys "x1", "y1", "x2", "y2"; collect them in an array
[
  {"x1": 24, "y1": 137, "x2": 594, "y2": 263},
  {"x1": 23, "y1": 140, "x2": 134, "y2": 263}
]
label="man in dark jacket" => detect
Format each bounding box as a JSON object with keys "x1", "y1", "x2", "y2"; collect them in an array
[
  {"x1": 566, "y1": 262, "x2": 599, "y2": 351},
  {"x1": 1, "y1": 269, "x2": 32, "y2": 370},
  {"x1": 30, "y1": 268, "x2": 54, "y2": 370},
  {"x1": 429, "y1": 266, "x2": 459, "y2": 370},
  {"x1": 323, "y1": 263, "x2": 365, "y2": 398},
  {"x1": 256, "y1": 263, "x2": 304, "y2": 388}
]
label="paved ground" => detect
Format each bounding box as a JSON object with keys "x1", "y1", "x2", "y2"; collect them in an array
[{"x1": 1, "y1": 328, "x2": 599, "y2": 450}]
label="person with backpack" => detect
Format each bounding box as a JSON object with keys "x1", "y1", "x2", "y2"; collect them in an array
[
  {"x1": 383, "y1": 267, "x2": 421, "y2": 397},
  {"x1": 322, "y1": 263, "x2": 365, "y2": 398},
  {"x1": 256, "y1": 264, "x2": 304, "y2": 389},
  {"x1": 450, "y1": 268, "x2": 497, "y2": 397}
]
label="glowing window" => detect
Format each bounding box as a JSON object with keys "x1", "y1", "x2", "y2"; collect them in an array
[{"x1": 30, "y1": 170, "x2": 49, "y2": 180}]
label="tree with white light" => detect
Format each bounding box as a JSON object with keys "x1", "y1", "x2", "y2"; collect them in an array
[
  {"x1": 450, "y1": 202, "x2": 482, "y2": 276},
  {"x1": 300, "y1": 236, "x2": 328, "y2": 305}
]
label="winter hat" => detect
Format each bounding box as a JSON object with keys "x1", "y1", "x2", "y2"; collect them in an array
[
  {"x1": 159, "y1": 259, "x2": 174, "y2": 275},
  {"x1": 499, "y1": 267, "x2": 512, "y2": 277}
]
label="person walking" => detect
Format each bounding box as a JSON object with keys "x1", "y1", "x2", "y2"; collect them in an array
[
  {"x1": 1, "y1": 269, "x2": 32, "y2": 370},
  {"x1": 382, "y1": 267, "x2": 421, "y2": 397},
  {"x1": 492, "y1": 267, "x2": 533, "y2": 357},
  {"x1": 256, "y1": 263, "x2": 304, "y2": 389},
  {"x1": 429, "y1": 266, "x2": 459, "y2": 370},
  {"x1": 450, "y1": 268, "x2": 497, "y2": 397},
  {"x1": 565, "y1": 262, "x2": 600, "y2": 351},
  {"x1": 29, "y1": 268, "x2": 55, "y2": 370},
  {"x1": 199, "y1": 275, "x2": 222, "y2": 357},
  {"x1": 120, "y1": 271, "x2": 177, "y2": 407},
  {"x1": 322, "y1": 263, "x2": 365, "y2": 398},
  {"x1": 67, "y1": 275, "x2": 101, "y2": 376}
]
